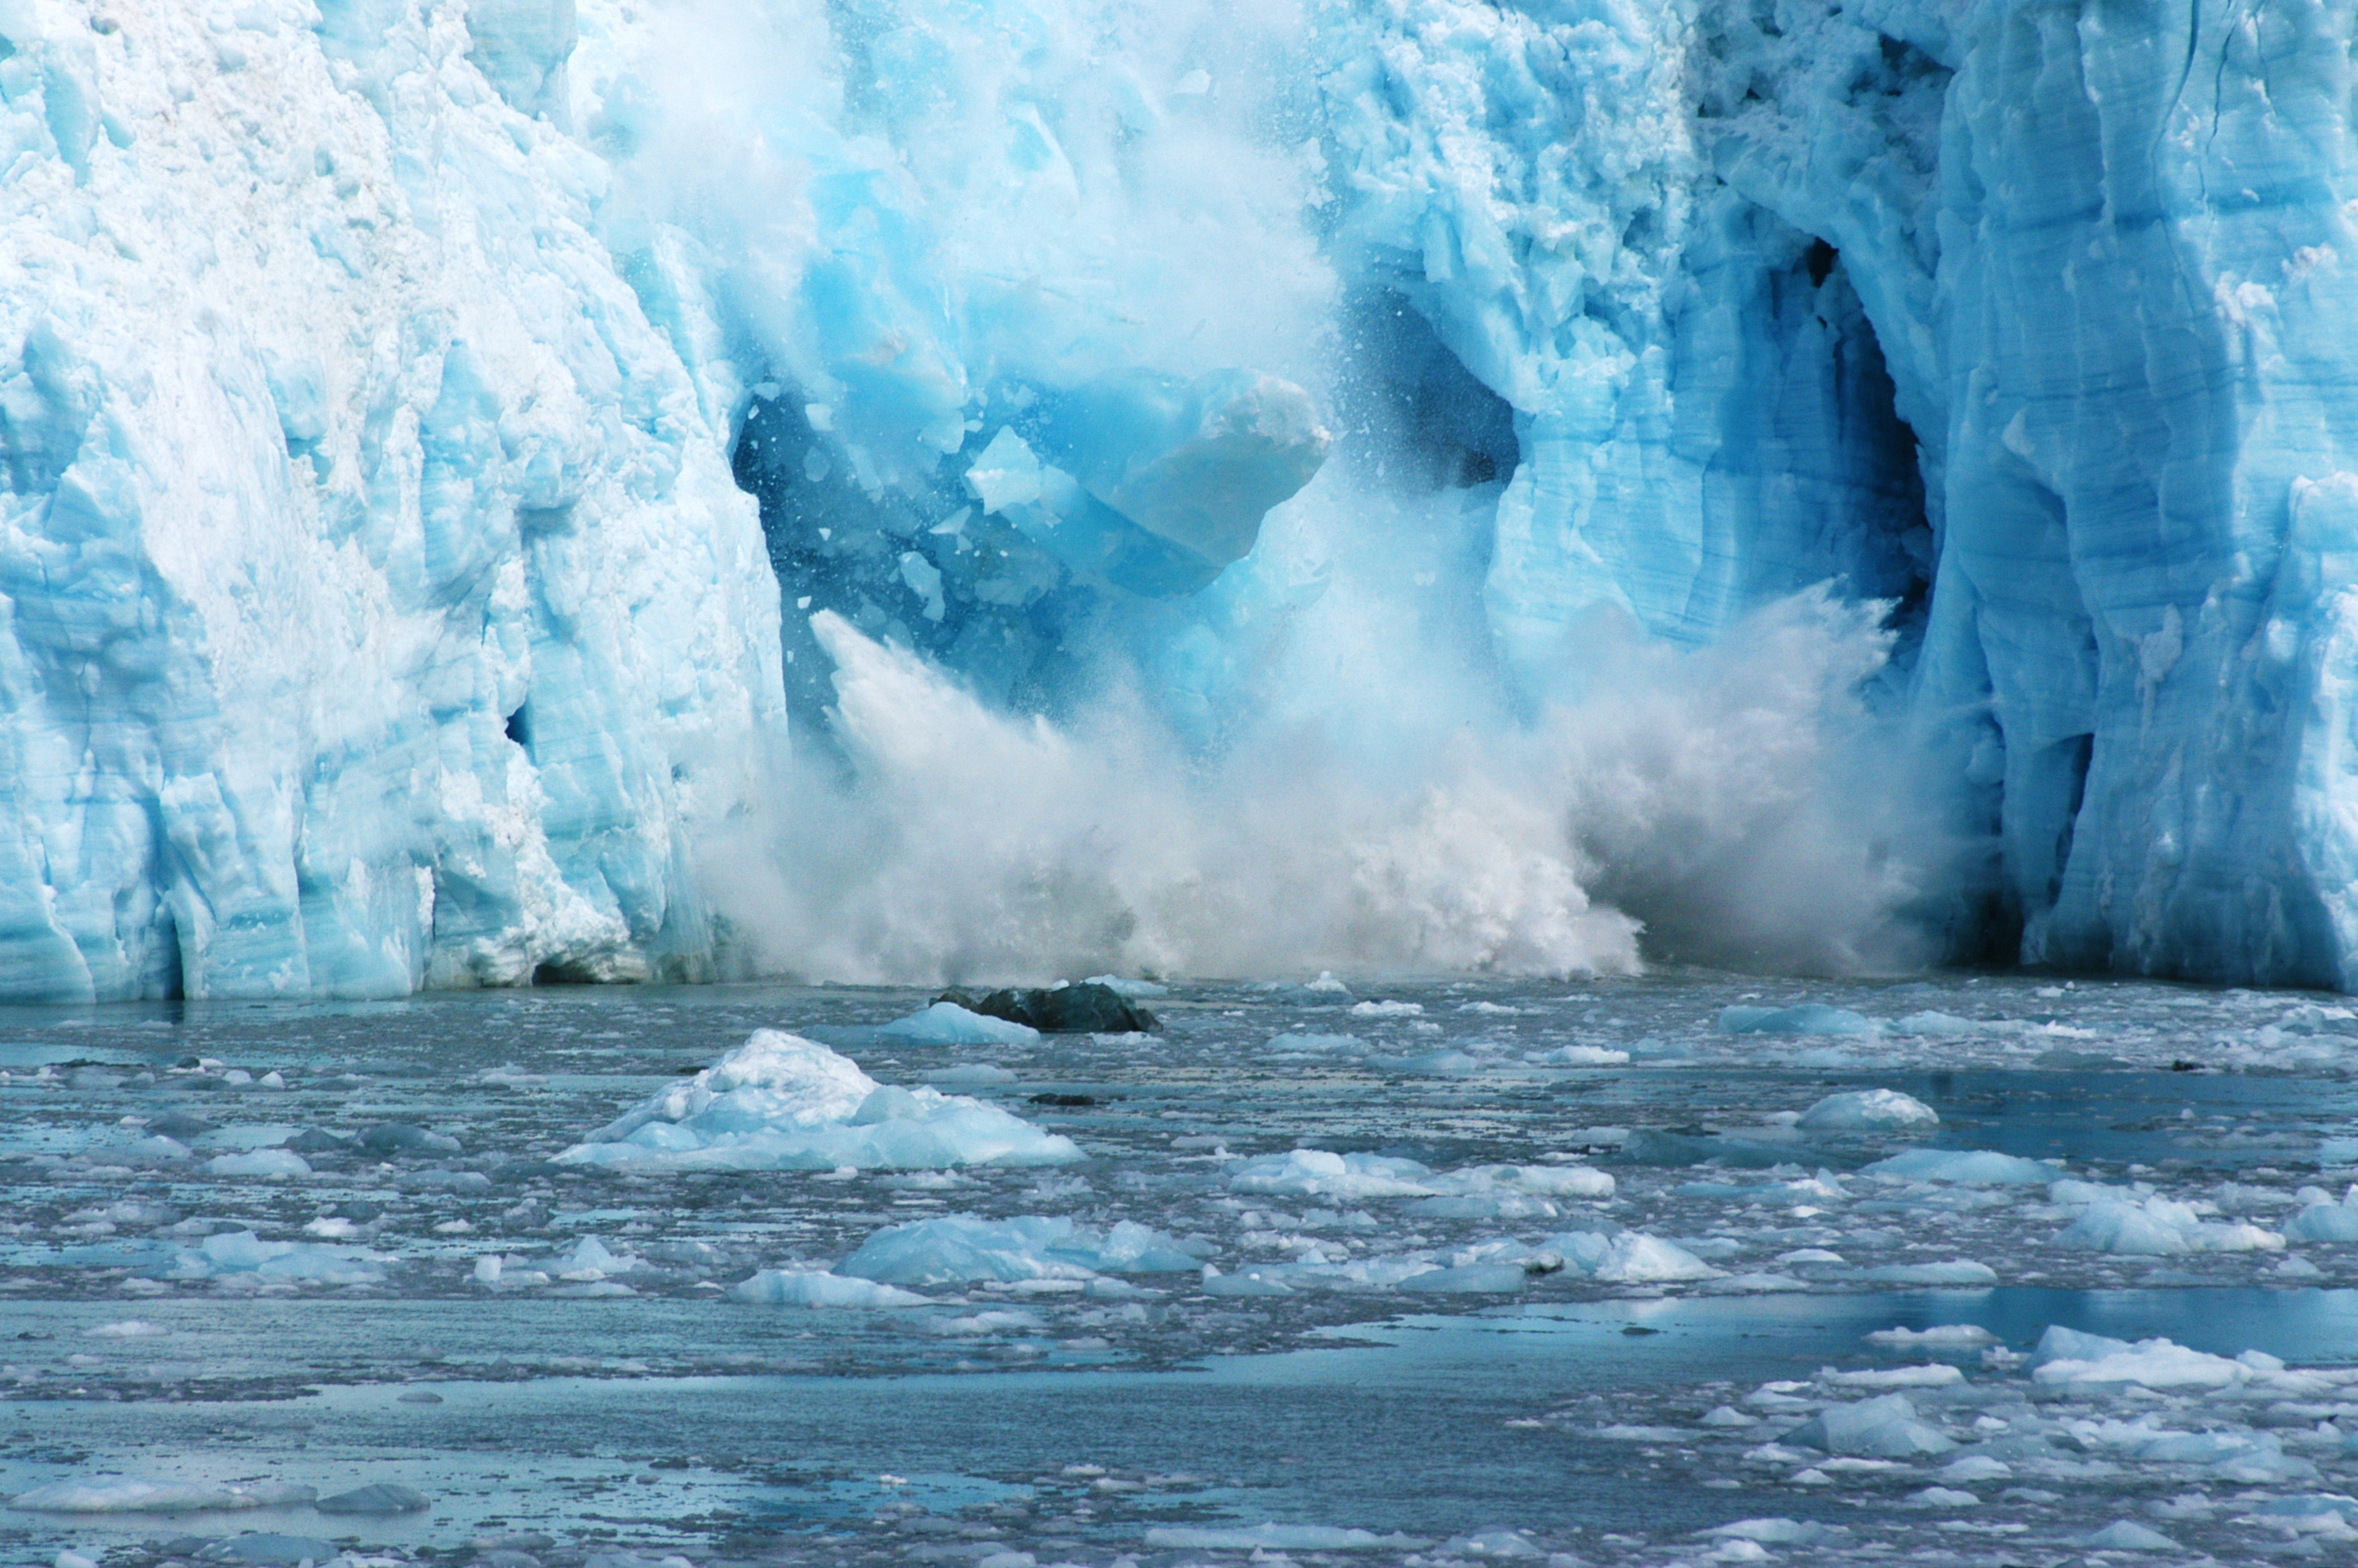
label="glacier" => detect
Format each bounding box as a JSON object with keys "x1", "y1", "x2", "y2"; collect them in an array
[{"x1": 5, "y1": 0, "x2": 2358, "y2": 995}]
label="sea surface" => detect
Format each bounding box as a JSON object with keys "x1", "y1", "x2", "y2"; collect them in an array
[{"x1": 5, "y1": 970, "x2": 2358, "y2": 1566}]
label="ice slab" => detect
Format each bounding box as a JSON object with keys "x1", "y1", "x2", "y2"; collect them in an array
[
  {"x1": 726, "y1": 1270, "x2": 930, "y2": 1308},
  {"x1": 1859, "y1": 1149, "x2": 2049, "y2": 1183},
  {"x1": 554, "y1": 1031, "x2": 1080, "y2": 1172},
  {"x1": 1797, "y1": 1090, "x2": 1938, "y2": 1131},
  {"x1": 876, "y1": 1003, "x2": 1041, "y2": 1048}
]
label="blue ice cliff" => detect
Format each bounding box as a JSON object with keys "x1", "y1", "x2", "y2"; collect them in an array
[{"x1": 2, "y1": 0, "x2": 2356, "y2": 996}]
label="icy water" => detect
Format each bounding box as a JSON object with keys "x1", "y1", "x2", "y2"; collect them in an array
[{"x1": 7, "y1": 971, "x2": 2358, "y2": 1567}]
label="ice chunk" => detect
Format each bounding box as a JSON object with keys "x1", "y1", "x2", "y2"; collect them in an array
[
  {"x1": 876, "y1": 1002, "x2": 1041, "y2": 1048},
  {"x1": 1783, "y1": 1393, "x2": 1955, "y2": 1457},
  {"x1": 1230, "y1": 1149, "x2": 1435, "y2": 1199},
  {"x1": 1828, "y1": 1364, "x2": 1964, "y2": 1388},
  {"x1": 1866, "y1": 1324, "x2": 1997, "y2": 1349},
  {"x1": 2029, "y1": 1327, "x2": 2253, "y2": 1389},
  {"x1": 2056, "y1": 1194, "x2": 2284, "y2": 1254},
  {"x1": 1859, "y1": 1149, "x2": 2048, "y2": 1183},
  {"x1": 1797, "y1": 1090, "x2": 1938, "y2": 1131},
  {"x1": 1523, "y1": 1045, "x2": 1631, "y2": 1065},
  {"x1": 554, "y1": 1031, "x2": 1080, "y2": 1172},
  {"x1": 164, "y1": 1232, "x2": 387, "y2": 1286},
  {"x1": 1718, "y1": 1005, "x2": 1877, "y2": 1036},
  {"x1": 726, "y1": 1270, "x2": 930, "y2": 1308},
  {"x1": 964, "y1": 428, "x2": 1047, "y2": 515},
  {"x1": 2083, "y1": 1522, "x2": 2178, "y2": 1551},
  {"x1": 1082, "y1": 974, "x2": 1168, "y2": 999},
  {"x1": 840, "y1": 1215, "x2": 1199, "y2": 1287},
  {"x1": 2285, "y1": 1189, "x2": 2358, "y2": 1241},
  {"x1": 1542, "y1": 1230, "x2": 1722, "y2": 1283},
  {"x1": 203, "y1": 1149, "x2": 311, "y2": 1178},
  {"x1": 1396, "y1": 1262, "x2": 1532, "y2": 1293},
  {"x1": 9, "y1": 1478, "x2": 267, "y2": 1513}
]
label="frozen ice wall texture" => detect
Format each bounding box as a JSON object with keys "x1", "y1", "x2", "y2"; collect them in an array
[
  {"x1": 1333, "y1": 0, "x2": 2358, "y2": 988},
  {"x1": 0, "y1": 0, "x2": 785, "y2": 999},
  {"x1": 7, "y1": 0, "x2": 2358, "y2": 997}
]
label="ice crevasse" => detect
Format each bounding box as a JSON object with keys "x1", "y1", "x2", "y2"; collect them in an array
[{"x1": 6, "y1": 0, "x2": 2358, "y2": 994}]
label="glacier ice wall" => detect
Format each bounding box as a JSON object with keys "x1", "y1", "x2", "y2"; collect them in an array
[
  {"x1": 0, "y1": 0, "x2": 784, "y2": 998},
  {"x1": 9, "y1": 0, "x2": 2358, "y2": 995}
]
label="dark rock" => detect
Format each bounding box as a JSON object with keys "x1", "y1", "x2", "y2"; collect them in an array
[
  {"x1": 1029, "y1": 1093, "x2": 1097, "y2": 1108},
  {"x1": 949, "y1": 982, "x2": 1161, "y2": 1034}
]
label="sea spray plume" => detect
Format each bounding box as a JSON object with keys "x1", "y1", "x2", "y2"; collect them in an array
[{"x1": 697, "y1": 586, "x2": 1933, "y2": 984}]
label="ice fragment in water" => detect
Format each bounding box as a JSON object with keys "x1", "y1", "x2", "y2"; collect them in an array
[
  {"x1": 1858, "y1": 1149, "x2": 2048, "y2": 1183},
  {"x1": 1797, "y1": 1090, "x2": 1938, "y2": 1131},
  {"x1": 1229, "y1": 1149, "x2": 1435, "y2": 1199},
  {"x1": 2285, "y1": 1187, "x2": 2358, "y2": 1241},
  {"x1": 554, "y1": 1031, "x2": 1080, "y2": 1171},
  {"x1": 2054, "y1": 1193, "x2": 2283, "y2": 1254},
  {"x1": 876, "y1": 1002, "x2": 1041, "y2": 1047},
  {"x1": 726, "y1": 1270, "x2": 930, "y2": 1308},
  {"x1": 1783, "y1": 1393, "x2": 1955, "y2": 1457}
]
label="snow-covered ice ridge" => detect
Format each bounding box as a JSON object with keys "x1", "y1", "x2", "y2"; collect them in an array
[{"x1": 10, "y1": 0, "x2": 2358, "y2": 995}]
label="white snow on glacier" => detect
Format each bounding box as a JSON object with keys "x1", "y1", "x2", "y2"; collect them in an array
[{"x1": 8, "y1": 0, "x2": 2358, "y2": 995}]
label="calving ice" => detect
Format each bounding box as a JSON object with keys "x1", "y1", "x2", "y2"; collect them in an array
[{"x1": 2, "y1": 0, "x2": 2355, "y2": 993}]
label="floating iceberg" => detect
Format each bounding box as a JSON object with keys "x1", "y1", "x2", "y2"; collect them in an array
[
  {"x1": 2053, "y1": 1193, "x2": 2284, "y2": 1256},
  {"x1": 875, "y1": 1003, "x2": 1041, "y2": 1049},
  {"x1": 2285, "y1": 1189, "x2": 2358, "y2": 1242},
  {"x1": 726, "y1": 1270, "x2": 930, "y2": 1309},
  {"x1": 162, "y1": 1232, "x2": 388, "y2": 1286},
  {"x1": 553, "y1": 1031, "x2": 1081, "y2": 1171},
  {"x1": 1797, "y1": 1090, "x2": 1938, "y2": 1131},
  {"x1": 1858, "y1": 1149, "x2": 2049, "y2": 1184},
  {"x1": 1229, "y1": 1150, "x2": 1437, "y2": 1200}
]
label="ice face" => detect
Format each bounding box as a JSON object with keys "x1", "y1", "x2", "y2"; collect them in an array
[{"x1": 8, "y1": 0, "x2": 2358, "y2": 998}]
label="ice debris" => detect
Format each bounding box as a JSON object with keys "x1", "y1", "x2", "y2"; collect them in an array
[
  {"x1": 1796, "y1": 1090, "x2": 1938, "y2": 1131},
  {"x1": 726, "y1": 1271, "x2": 930, "y2": 1308},
  {"x1": 839, "y1": 1215, "x2": 1200, "y2": 1287},
  {"x1": 876, "y1": 1002, "x2": 1041, "y2": 1048},
  {"x1": 1859, "y1": 1148, "x2": 2048, "y2": 1183},
  {"x1": 553, "y1": 1031, "x2": 1080, "y2": 1171},
  {"x1": 2052, "y1": 1190, "x2": 2284, "y2": 1255}
]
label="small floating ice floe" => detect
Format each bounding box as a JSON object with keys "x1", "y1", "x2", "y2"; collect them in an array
[
  {"x1": 2051, "y1": 1187, "x2": 2283, "y2": 1255},
  {"x1": 1797, "y1": 1090, "x2": 1939, "y2": 1132},
  {"x1": 553, "y1": 1030, "x2": 1081, "y2": 1172},
  {"x1": 725, "y1": 1270, "x2": 930, "y2": 1308},
  {"x1": 1858, "y1": 1148, "x2": 2048, "y2": 1183},
  {"x1": 876, "y1": 1002, "x2": 1040, "y2": 1048},
  {"x1": 2285, "y1": 1186, "x2": 2358, "y2": 1241},
  {"x1": 163, "y1": 1232, "x2": 388, "y2": 1286}
]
